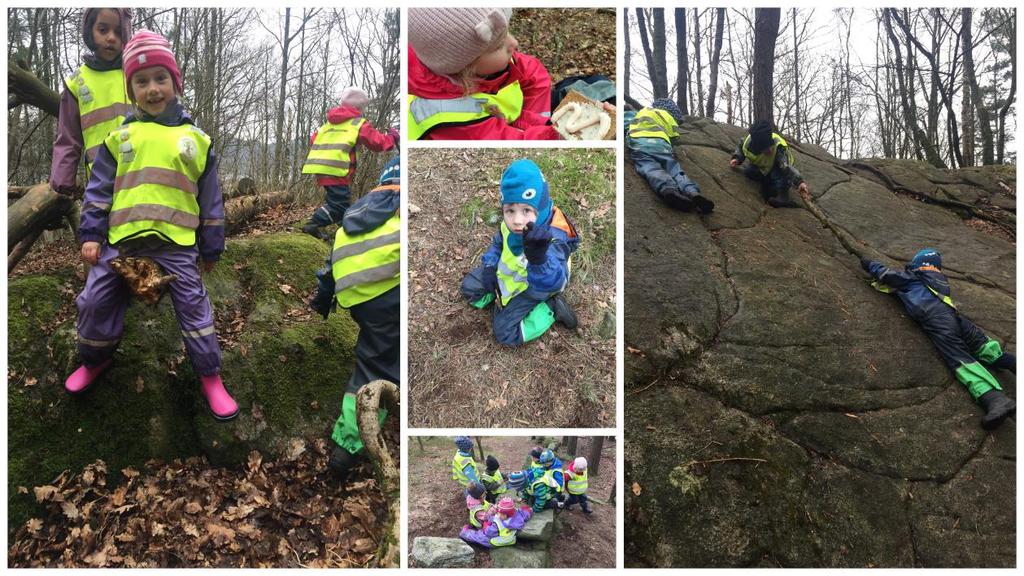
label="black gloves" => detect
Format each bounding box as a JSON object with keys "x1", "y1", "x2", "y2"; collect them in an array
[
  {"x1": 860, "y1": 257, "x2": 873, "y2": 273},
  {"x1": 523, "y1": 222, "x2": 552, "y2": 264},
  {"x1": 310, "y1": 267, "x2": 335, "y2": 319}
]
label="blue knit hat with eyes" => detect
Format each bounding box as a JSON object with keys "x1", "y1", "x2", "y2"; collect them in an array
[
  {"x1": 500, "y1": 159, "x2": 552, "y2": 226},
  {"x1": 909, "y1": 248, "x2": 942, "y2": 270}
]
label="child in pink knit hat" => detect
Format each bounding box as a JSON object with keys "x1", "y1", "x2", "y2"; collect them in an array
[
  {"x1": 68, "y1": 29, "x2": 238, "y2": 421},
  {"x1": 299, "y1": 84, "x2": 398, "y2": 240},
  {"x1": 407, "y1": 8, "x2": 560, "y2": 140},
  {"x1": 459, "y1": 496, "x2": 533, "y2": 548},
  {"x1": 50, "y1": 8, "x2": 134, "y2": 194}
]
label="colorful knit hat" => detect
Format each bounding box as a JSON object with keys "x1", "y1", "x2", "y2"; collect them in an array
[
  {"x1": 379, "y1": 156, "x2": 400, "y2": 185},
  {"x1": 574, "y1": 456, "x2": 588, "y2": 471},
  {"x1": 538, "y1": 449, "x2": 555, "y2": 466},
  {"x1": 496, "y1": 497, "x2": 516, "y2": 515},
  {"x1": 507, "y1": 470, "x2": 527, "y2": 490},
  {"x1": 82, "y1": 8, "x2": 133, "y2": 53},
  {"x1": 454, "y1": 436, "x2": 474, "y2": 452},
  {"x1": 339, "y1": 85, "x2": 369, "y2": 110},
  {"x1": 500, "y1": 159, "x2": 552, "y2": 225},
  {"x1": 122, "y1": 29, "x2": 182, "y2": 94},
  {"x1": 651, "y1": 98, "x2": 684, "y2": 124},
  {"x1": 408, "y1": 8, "x2": 514, "y2": 75}
]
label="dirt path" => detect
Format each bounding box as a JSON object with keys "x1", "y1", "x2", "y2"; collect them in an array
[
  {"x1": 408, "y1": 436, "x2": 616, "y2": 568},
  {"x1": 407, "y1": 148, "x2": 616, "y2": 428}
]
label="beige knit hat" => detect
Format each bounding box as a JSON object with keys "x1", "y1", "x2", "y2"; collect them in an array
[{"x1": 408, "y1": 8, "x2": 514, "y2": 75}]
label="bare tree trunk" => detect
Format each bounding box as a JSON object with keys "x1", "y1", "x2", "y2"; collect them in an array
[
  {"x1": 8, "y1": 59, "x2": 60, "y2": 117},
  {"x1": 674, "y1": 8, "x2": 689, "y2": 114},
  {"x1": 586, "y1": 437, "x2": 605, "y2": 477},
  {"x1": 961, "y1": 8, "x2": 994, "y2": 165},
  {"x1": 792, "y1": 8, "x2": 800, "y2": 139},
  {"x1": 652, "y1": 9, "x2": 669, "y2": 99},
  {"x1": 624, "y1": 9, "x2": 633, "y2": 108},
  {"x1": 692, "y1": 9, "x2": 704, "y2": 116},
  {"x1": 995, "y1": 9, "x2": 1015, "y2": 164},
  {"x1": 706, "y1": 8, "x2": 725, "y2": 118},
  {"x1": 474, "y1": 437, "x2": 486, "y2": 463},
  {"x1": 635, "y1": 9, "x2": 660, "y2": 100},
  {"x1": 7, "y1": 184, "x2": 72, "y2": 249},
  {"x1": 273, "y1": 8, "x2": 292, "y2": 185},
  {"x1": 752, "y1": 8, "x2": 781, "y2": 125},
  {"x1": 564, "y1": 436, "x2": 578, "y2": 456}
]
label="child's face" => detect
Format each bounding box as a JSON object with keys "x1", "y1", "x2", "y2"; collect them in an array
[
  {"x1": 474, "y1": 33, "x2": 519, "y2": 76},
  {"x1": 130, "y1": 66, "x2": 175, "y2": 116},
  {"x1": 503, "y1": 202, "x2": 536, "y2": 233},
  {"x1": 91, "y1": 9, "x2": 124, "y2": 62}
]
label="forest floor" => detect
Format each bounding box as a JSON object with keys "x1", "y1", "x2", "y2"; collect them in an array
[
  {"x1": 407, "y1": 148, "x2": 616, "y2": 428},
  {"x1": 8, "y1": 425, "x2": 399, "y2": 568},
  {"x1": 407, "y1": 436, "x2": 617, "y2": 568},
  {"x1": 511, "y1": 8, "x2": 617, "y2": 84}
]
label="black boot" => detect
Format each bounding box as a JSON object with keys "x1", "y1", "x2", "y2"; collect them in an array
[
  {"x1": 327, "y1": 445, "x2": 364, "y2": 479},
  {"x1": 659, "y1": 187, "x2": 693, "y2": 211},
  {"x1": 582, "y1": 503, "x2": 594, "y2": 515},
  {"x1": 978, "y1": 390, "x2": 1016, "y2": 430},
  {"x1": 549, "y1": 294, "x2": 578, "y2": 330},
  {"x1": 692, "y1": 194, "x2": 715, "y2": 214},
  {"x1": 992, "y1": 353, "x2": 1016, "y2": 373},
  {"x1": 766, "y1": 189, "x2": 799, "y2": 208},
  {"x1": 302, "y1": 222, "x2": 330, "y2": 241}
]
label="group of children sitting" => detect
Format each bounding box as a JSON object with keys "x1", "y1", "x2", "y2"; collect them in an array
[{"x1": 451, "y1": 436, "x2": 593, "y2": 549}]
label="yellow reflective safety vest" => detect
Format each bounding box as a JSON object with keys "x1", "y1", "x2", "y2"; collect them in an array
[
  {"x1": 331, "y1": 185, "x2": 400, "y2": 308},
  {"x1": 496, "y1": 206, "x2": 577, "y2": 306},
  {"x1": 489, "y1": 517, "x2": 517, "y2": 547},
  {"x1": 627, "y1": 107, "x2": 680, "y2": 142},
  {"x1": 566, "y1": 468, "x2": 588, "y2": 495},
  {"x1": 742, "y1": 132, "x2": 793, "y2": 175},
  {"x1": 468, "y1": 500, "x2": 491, "y2": 528},
  {"x1": 407, "y1": 81, "x2": 524, "y2": 140},
  {"x1": 480, "y1": 469, "x2": 507, "y2": 495},
  {"x1": 452, "y1": 452, "x2": 479, "y2": 486},
  {"x1": 302, "y1": 118, "x2": 365, "y2": 177},
  {"x1": 530, "y1": 468, "x2": 564, "y2": 494},
  {"x1": 66, "y1": 66, "x2": 132, "y2": 170},
  {"x1": 105, "y1": 122, "x2": 210, "y2": 247}
]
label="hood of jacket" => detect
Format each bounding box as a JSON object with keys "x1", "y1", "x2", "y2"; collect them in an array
[
  {"x1": 326, "y1": 104, "x2": 364, "y2": 125},
  {"x1": 408, "y1": 44, "x2": 525, "y2": 99}
]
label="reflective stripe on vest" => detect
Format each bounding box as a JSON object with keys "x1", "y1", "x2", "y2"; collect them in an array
[
  {"x1": 66, "y1": 66, "x2": 131, "y2": 170},
  {"x1": 407, "y1": 81, "x2": 524, "y2": 140},
  {"x1": 628, "y1": 107, "x2": 679, "y2": 142},
  {"x1": 489, "y1": 517, "x2": 517, "y2": 547},
  {"x1": 566, "y1": 469, "x2": 588, "y2": 495},
  {"x1": 452, "y1": 453, "x2": 478, "y2": 486},
  {"x1": 479, "y1": 470, "x2": 507, "y2": 494},
  {"x1": 871, "y1": 280, "x2": 956, "y2": 309},
  {"x1": 302, "y1": 118, "x2": 364, "y2": 177},
  {"x1": 742, "y1": 133, "x2": 793, "y2": 175},
  {"x1": 497, "y1": 222, "x2": 530, "y2": 306},
  {"x1": 468, "y1": 501, "x2": 491, "y2": 528},
  {"x1": 331, "y1": 207, "x2": 400, "y2": 309},
  {"x1": 531, "y1": 468, "x2": 563, "y2": 493},
  {"x1": 106, "y1": 123, "x2": 210, "y2": 247}
]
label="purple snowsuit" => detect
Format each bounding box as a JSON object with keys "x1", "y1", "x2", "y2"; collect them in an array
[
  {"x1": 76, "y1": 100, "x2": 224, "y2": 376},
  {"x1": 459, "y1": 508, "x2": 533, "y2": 548}
]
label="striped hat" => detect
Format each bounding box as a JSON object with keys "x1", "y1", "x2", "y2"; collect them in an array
[
  {"x1": 496, "y1": 497, "x2": 516, "y2": 515},
  {"x1": 122, "y1": 30, "x2": 182, "y2": 94}
]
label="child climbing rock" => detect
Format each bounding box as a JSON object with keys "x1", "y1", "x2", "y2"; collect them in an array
[
  {"x1": 51, "y1": 8, "x2": 133, "y2": 193},
  {"x1": 451, "y1": 436, "x2": 481, "y2": 489},
  {"x1": 67, "y1": 30, "x2": 237, "y2": 421},
  {"x1": 459, "y1": 496, "x2": 533, "y2": 548},
  {"x1": 863, "y1": 249, "x2": 1016, "y2": 429},
  {"x1": 480, "y1": 455, "x2": 508, "y2": 503},
  {"x1": 466, "y1": 482, "x2": 492, "y2": 528},
  {"x1": 460, "y1": 159, "x2": 580, "y2": 346},
  {"x1": 407, "y1": 8, "x2": 561, "y2": 140},
  {"x1": 626, "y1": 99, "x2": 714, "y2": 214},
  {"x1": 563, "y1": 456, "x2": 593, "y2": 514},
  {"x1": 527, "y1": 449, "x2": 565, "y2": 512},
  {"x1": 309, "y1": 157, "x2": 400, "y2": 478},
  {"x1": 729, "y1": 120, "x2": 807, "y2": 208},
  {"x1": 301, "y1": 86, "x2": 398, "y2": 240}
]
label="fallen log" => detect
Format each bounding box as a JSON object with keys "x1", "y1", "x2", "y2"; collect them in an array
[
  {"x1": 8, "y1": 59, "x2": 60, "y2": 117},
  {"x1": 7, "y1": 227, "x2": 44, "y2": 273},
  {"x1": 357, "y1": 380, "x2": 400, "y2": 568},
  {"x1": 224, "y1": 190, "x2": 293, "y2": 234},
  {"x1": 9, "y1": 185, "x2": 33, "y2": 200},
  {"x1": 7, "y1": 183, "x2": 72, "y2": 249}
]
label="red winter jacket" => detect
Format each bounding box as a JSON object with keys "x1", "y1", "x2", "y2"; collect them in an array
[
  {"x1": 308, "y1": 105, "x2": 397, "y2": 186},
  {"x1": 407, "y1": 45, "x2": 561, "y2": 141}
]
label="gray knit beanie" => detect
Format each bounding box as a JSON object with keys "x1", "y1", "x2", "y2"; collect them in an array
[{"x1": 408, "y1": 8, "x2": 513, "y2": 75}]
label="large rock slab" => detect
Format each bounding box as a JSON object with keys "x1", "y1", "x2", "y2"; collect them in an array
[
  {"x1": 410, "y1": 537, "x2": 475, "y2": 568},
  {"x1": 625, "y1": 118, "x2": 1015, "y2": 567},
  {"x1": 7, "y1": 233, "x2": 359, "y2": 530},
  {"x1": 490, "y1": 544, "x2": 551, "y2": 568},
  {"x1": 517, "y1": 509, "x2": 556, "y2": 542}
]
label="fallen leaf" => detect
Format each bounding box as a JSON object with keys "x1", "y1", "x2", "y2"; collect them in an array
[
  {"x1": 632, "y1": 482, "x2": 642, "y2": 496},
  {"x1": 33, "y1": 485, "x2": 58, "y2": 502}
]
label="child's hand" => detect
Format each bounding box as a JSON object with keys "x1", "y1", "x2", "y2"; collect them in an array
[
  {"x1": 81, "y1": 241, "x2": 101, "y2": 265},
  {"x1": 522, "y1": 222, "x2": 552, "y2": 264},
  {"x1": 202, "y1": 260, "x2": 216, "y2": 273},
  {"x1": 798, "y1": 182, "x2": 809, "y2": 194},
  {"x1": 729, "y1": 158, "x2": 739, "y2": 168}
]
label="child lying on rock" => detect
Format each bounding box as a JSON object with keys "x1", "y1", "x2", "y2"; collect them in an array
[
  {"x1": 459, "y1": 496, "x2": 533, "y2": 548},
  {"x1": 863, "y1": 248, "x2": 1016, "y2": 429},
  {"x1": 460, "y1": 159, "x2": 579, "y2": 346},
  {"x1": 729, "y1": 120, "x2": 807, "y2": 208}
]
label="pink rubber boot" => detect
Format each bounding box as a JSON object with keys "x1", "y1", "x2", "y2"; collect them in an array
[
  {"x1": 200, "y1": 374, "x2": 239, "y2": 421},
  {"x1": 64, "y1": 359, "x2": 113, "y2": 394}
]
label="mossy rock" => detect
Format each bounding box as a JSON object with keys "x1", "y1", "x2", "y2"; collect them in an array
[{"x1": 7, "y1": 233, "x2": 359, "y2": 531}]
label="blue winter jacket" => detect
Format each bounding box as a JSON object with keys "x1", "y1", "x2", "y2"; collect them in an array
[
  {"x1": 481, "y1": 209, "x2": 580, "y2": 295},
  {"x1": 865, "y1": 260, "x2": 954, "y2": 322}
]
